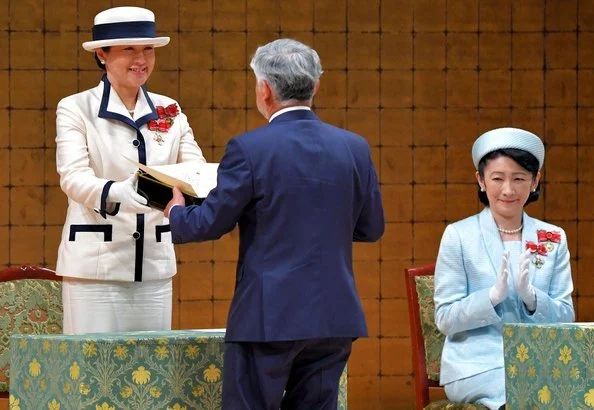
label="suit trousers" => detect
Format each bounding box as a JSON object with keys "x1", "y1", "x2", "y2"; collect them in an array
[{"x1": 222, "y1": 337, "x2": 352, "y2": 410}]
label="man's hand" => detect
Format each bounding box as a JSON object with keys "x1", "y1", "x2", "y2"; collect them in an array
[{"x1": 164, "y1": 186, "x2": 186, "y2": 218}]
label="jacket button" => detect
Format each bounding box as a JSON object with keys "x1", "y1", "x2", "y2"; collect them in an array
[
  {"x1": 132, "y1": 231, "x2": 141, "y2": 240},
  {"x1": 132, "y1": 139, "x2": 140, "y2": 147}
]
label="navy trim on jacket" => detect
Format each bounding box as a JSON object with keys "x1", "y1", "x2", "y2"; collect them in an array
[
  {"x1": 155, "y1": 224, "x2": 171, "y2": 242},
  {"x1": 97, "y1": 74, "x2": 156, "y2": 282},
  {"x1": 97, "y1": 75, "x2": 158, "y2": 131},
  {"x1": 96, "y1": 180, "x2": 121, "y2": 219},
  {"x1": 69, "y1": 224, "x2": 113, "y2": 242}
]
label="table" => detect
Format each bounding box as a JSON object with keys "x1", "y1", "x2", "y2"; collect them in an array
[
  {"x1": 503, "y1": 323, "x2": 594, "y2": 408},
  {"x1": 9, "y1": 329, "x2": 347, "y2": 409}
]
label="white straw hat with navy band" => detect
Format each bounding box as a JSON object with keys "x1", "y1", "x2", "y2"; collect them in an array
[
  {"x1": 82, "y1": 7, "x2": 170, "y2": 52},
  {"x1": 471, "y1": 127, "x2": 545, "y2": 170}
]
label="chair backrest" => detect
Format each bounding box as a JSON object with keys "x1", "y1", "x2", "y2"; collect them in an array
[
  {"x1": 404, "y1": 263, "x2": 445, "y2": 410},
  {"x1": 0, "y1": 265, "x2": 62, "y2": 395}
]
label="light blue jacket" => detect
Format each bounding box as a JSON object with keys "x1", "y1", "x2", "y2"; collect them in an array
[{"x1": 434, "y1": 207, "x2": 574, "y2": 385}]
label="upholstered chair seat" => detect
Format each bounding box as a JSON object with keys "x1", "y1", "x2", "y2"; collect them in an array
[
  {"x1": 0, "y1": 266, "x2": 62, "y2": 396},
  {"x1": 405, "y1": 265, "x2": 489, "y2": 410}
]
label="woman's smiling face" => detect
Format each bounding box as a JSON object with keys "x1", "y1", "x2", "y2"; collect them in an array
[
  {"x1": 476, "y1": 155, "x2": 540, "y2": 220},
  {"x1": 97, "y1": 45, "x2": 155, "y2": 92}
]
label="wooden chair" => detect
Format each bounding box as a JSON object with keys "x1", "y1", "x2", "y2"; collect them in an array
[
  {"x1": 0, "y1": 266, "x2": 62, "y2": 400},
  {"x1": 405, "y1": 264, "x2": 488, "y2": 410}
]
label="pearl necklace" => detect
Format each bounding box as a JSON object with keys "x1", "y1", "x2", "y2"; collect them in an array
[{"x1": 497, "y1": 224, "x2": 523, "y2": 234}]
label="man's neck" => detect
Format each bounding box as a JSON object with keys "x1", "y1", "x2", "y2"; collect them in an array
[{"x1": 268, "y1": 105, "x2": 311, "y2": 123}]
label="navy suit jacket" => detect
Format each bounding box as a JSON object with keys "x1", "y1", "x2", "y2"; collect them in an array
[{"x1": 169, "y1": 109, "x2": 384, "y2": 342}]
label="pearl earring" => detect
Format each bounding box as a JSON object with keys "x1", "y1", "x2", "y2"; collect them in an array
[
  {"x1": 100, "y1": 60, "x2": 105, "y2": 64},
  {"x1": 480, "y1": 187, "x2": 485, "y2": 192}
]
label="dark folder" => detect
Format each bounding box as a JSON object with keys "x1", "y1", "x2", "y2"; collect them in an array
[{"x1": 136, "y1": 170, "x2": 204, "y2": 211}]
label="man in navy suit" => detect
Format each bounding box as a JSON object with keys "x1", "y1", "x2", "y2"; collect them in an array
[{"x1": 165, "y1": 38, "x2": 384, "y2": 409}]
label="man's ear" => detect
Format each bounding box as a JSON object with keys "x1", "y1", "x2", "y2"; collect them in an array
[
  {"x1": 312, "y1": 81, "x2": 320, "y2": 97},
  {"x1": 260, "y1": 80, "x2": 272, "y2": 101}
]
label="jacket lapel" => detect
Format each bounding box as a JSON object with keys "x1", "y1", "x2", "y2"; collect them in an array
[
  {"x1": 134, "y1": 86, "x2": 158, "y2": 127},
  {"x1": 480, "y1": 209, "x2": 539, "y2": 282},
  {"x1": 105, "y1": 87, "x2": 132, "y2": 119},
  {"x1": 479, "y1": 207, "x2": 505, "y2": 276},
  {"x1": 97, "y1": 75, "x2": 158, "y2": 130}
]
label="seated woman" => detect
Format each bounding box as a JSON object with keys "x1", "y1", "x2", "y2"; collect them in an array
[{"x1": 433, "y1": 127, "x2": 575, "y2": 409}]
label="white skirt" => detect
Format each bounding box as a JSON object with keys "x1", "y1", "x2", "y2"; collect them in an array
[{"x1": 62, "y1": 277, "x2": 173, "y2": 334}]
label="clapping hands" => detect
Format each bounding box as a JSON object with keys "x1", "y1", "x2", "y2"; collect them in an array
[
  {"x1": 488, "y1": 249, "x2": 537, "y2": 311},
  {"x1": 489, "y1": 250, "x2": 510, "y2": 306},
  {"x1": 516, "y1": 249, "x2": 536, "y2": 311}
]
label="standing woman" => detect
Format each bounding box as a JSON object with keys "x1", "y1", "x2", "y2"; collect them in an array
[
  {"x1": 433, "y1": 128, "x2": 574, "y2": 409},
  {"x1": 55, "y1": 7, "x2": 205, "y2": 334}
]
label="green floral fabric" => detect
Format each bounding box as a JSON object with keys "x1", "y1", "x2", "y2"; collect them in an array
[
  {"x1": 415, "y1": 276, "x2": 445, "y2": 382},
  {"x1": 424, "y1": 399, "x2": 489, "y2": 409},
  {"x1": 0, "y1": 279, "x2": 62, "y2": 393},
  {"x1": 503, "y1": 323, "x2": 594, "y2": 409},
  {"x1": 10, "y1": 330, "x2": 348, "y2": 410},
  {"x1": 415, "y1": 278, "x2": 489, "y2": 410}
]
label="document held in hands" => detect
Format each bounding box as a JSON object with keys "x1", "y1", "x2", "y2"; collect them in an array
[{"x1": 124, "y1": 156, "x2": 219, "y2": 210}]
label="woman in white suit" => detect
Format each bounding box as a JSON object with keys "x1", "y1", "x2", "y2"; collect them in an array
[
  {"x1": 433, "y1": 128, "x2": 574, "y2": 409},
  {"x1": 55, "y1": 7, "x2": 205, "y2": 334}
]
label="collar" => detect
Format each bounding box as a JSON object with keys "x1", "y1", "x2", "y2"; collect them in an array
[
  {"x1": 98, "y1": 74, "x2": 158, "y2": 130},
  {"x1": 268, "y1": 106, "x2": 311, "y2": 123},
  {"x1": 479, "y1": 207, "x2": 536, "y2": 275}
]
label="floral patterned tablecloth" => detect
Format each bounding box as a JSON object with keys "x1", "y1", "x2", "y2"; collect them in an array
[
  {"x1": 9, "y1": 329, "x2": 347, "y2": 410},
  {"x1": 503, "y1": 323, "x2": 594, "y2": 409}
]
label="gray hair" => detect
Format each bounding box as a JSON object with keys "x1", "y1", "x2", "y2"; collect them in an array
[{"x1": 250, "y1": 39, "x2": 323, "y2": 104}]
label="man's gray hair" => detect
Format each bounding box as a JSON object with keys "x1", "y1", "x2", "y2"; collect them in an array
[{"x1": 250, "y1": 38, "x2": 323, "y2": 104}]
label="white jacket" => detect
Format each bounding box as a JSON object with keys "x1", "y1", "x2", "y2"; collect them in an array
[{"x1": 55, "y1": 76, "x2": 205, "y2": 282}]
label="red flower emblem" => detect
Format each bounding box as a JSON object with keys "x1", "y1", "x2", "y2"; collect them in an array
[
  {"x1": 165, "y1": 103, "x2": 179, "y2": 117},
  {"x1": 526, "y1": 241, "x2": 547, "y2": 256},
  {"x1": 537, "y1": 230, "x2": 561, "y2": 244},
  {"x1": 148, "y1": 104, "x2": 179, "y2": 137}
]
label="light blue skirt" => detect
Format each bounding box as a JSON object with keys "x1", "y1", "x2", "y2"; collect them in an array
[{"x1": 444, "y1": 367, "x2": 505, "y2": 410}]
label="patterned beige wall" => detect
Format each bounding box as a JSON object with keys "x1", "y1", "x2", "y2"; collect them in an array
[{"x1": 2, "y1": 0, "x2": 593, "y2": 408}]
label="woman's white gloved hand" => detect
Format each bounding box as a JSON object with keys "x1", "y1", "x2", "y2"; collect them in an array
[
  {"x1": 489, "y1": 250, "x2": 510, "y2": 306},
  {"x1": 516, "y1": 249, "x2": 536, "y2": 311},
  {"x1": 107, "y1": 173, "x2": 151, "y2": 213}
]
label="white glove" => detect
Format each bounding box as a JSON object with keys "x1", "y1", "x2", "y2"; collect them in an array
[
  {"x1": 489, "y1": 250, "x2": 510, "y2": 306},
  {"x1": 107, "y1": 174, "x2": 151, "y2": 214},
  {"x1": 516, "y1": 249, "x2": 536, "y2": 311}
]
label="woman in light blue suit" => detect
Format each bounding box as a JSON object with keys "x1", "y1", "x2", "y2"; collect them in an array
[{"x1": 434, "y1": 128, "x2": 575, "y2": 409}]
